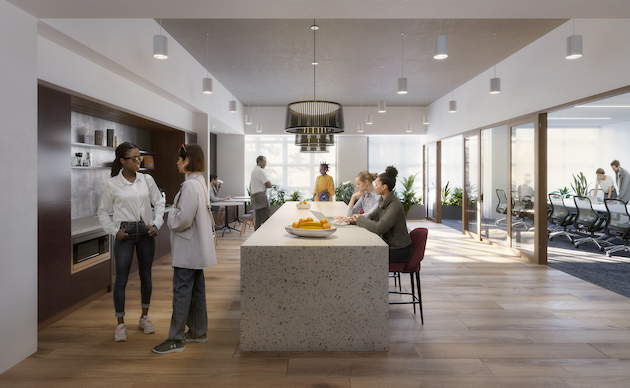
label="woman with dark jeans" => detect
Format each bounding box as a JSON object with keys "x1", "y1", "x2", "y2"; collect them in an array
[{"x1": 97, "y1": 142, "x2": 165, "y2": 342}]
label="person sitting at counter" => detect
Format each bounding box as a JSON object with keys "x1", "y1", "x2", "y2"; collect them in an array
[
  {"x1": 350, "y1": 166, "x2": 413, "y2": 263},
  {"x1": 209, "y1": 174, "x2": 231, "y2": 228},
  {"x1": 96, "y1": 142, "x2": 165, "y2": 343},
  {"x1": 153, "y1": 144, "x2": 216, "y2": 354},
  {"x1": 335, "y1": 170, "x2": 379, "y2": 224}
]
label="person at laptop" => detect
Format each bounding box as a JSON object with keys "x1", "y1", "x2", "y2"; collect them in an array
[
  {"x1": 349, "y1": 166, "x2": 412, "y2": 264},
  {"x1": 335, "y1": 170, "x2": 379, "y2": 224},
  {"x1": 594, "y1": 167, "x2": 616, "y2": 200}
]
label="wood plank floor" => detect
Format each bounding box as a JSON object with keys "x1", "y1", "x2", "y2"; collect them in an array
[{"x1": 3, "y1": 220, "x2": 630, "y2": 387}]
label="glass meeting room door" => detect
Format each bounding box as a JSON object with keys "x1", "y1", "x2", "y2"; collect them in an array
[
  {"x1": 464, "y1": 133, "x2": 480, "y2": 239},
  {"x1": 510, "y1": 120, "x2": 536, "y2": 257}
]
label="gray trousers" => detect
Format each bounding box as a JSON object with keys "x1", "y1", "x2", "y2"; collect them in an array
[{"x1": 254, "y1": 205, "x2": 271, "y2": 230}]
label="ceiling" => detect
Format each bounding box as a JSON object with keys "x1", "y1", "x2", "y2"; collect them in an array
[
  {"x1": 160, "y1": 18, "x2": 566, "y2": 107},
  {"x1": 548, "y1": 92, "x2": 630, "y2": 128}
]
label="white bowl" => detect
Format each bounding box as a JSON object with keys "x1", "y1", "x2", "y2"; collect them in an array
[
  {"x1": 296, "y1": 202, "x2": 311, "y2": 209},
  {"x1": 285, "y1": 225, "x2": 336, "y2": 238}
]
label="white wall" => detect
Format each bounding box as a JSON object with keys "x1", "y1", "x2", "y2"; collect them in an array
[
  {"x1": 427, "y1": 19, "x2": 630, "y2": 142},
  {"x1": 0, "y1": 0, "x2": 38, "y2": 374},
  {"x1": 337, "y1": 136, "x2": 368, "y2": 185},
  {"x1": 217, "y1": 134, "x2": 247, "y2": 196}
]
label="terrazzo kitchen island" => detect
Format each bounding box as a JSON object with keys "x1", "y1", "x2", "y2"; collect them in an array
[{"x1": 240, "y1": 201, "x2": 389, "y2": 351}]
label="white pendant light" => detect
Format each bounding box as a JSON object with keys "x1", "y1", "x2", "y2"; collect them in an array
[
  {"x1": 358, "y1": 124, "x2": 364, "y2": 133},
  {"x1": 566, "y1": 19, "x2": 583, "y2": 60},
  {"x1": 202, "y1": 33, "x2": 213, "y2": 94},
  {"x1": 406, "y1": 124, "x2": 412, "y2": 133},
  {"x1": 256, "y1": 124, "x2": 262, "y2": 133},
  {"x1": 366, "y1": 114, "x2": 373, "y2": 125},
  {"x1": 245, "y1": 114, "x2": 252, "y2": 125},
  {"x1": 449, "y1": 92, "x2": 457, "y2": 113},
  {"x1": 153, "y1": 19, "x2": 168, "y2": 60},
  {"x1": 433, "y1": 20, "x2": 448, "y2": 60},
  {"x1": 398, "y1": 33, "x2": 408, "y2": 94},
  {"x1": 229, "y1": 99, "x2": 237, "y2": 113},
  {"x1": 423, "y1": 114, "x2": 430, "y2": 125},
  {"x1": 490, "y1": 65, "x2": 501, "y2": 94},
  {"x1": 378, "y1": 66, "x2": 386, "y2": 113}
]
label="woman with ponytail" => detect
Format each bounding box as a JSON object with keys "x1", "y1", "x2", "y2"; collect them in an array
[
  {"x1": 350, "y1": 166, "x2": 413, "y2": 263},
  {"x1": 335, "y1": 170, "x2": 379, "y2": 223},
  {"x1": 97, "y1": 142, "x2": 165, "y2": 342}
]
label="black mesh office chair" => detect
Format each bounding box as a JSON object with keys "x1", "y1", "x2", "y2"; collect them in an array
[
  {"x1": 603, "y1": 198, "x2": 630, "y2": 257},
  {"x1": 548, "y1": 194, "x2": 577, "y2": 242},
  {"x1": 495, "y1": 189, "x2": 508, "y2": 225},
  {"x1": 572, "y1": 195, "x2": 610, "y2": 250}
]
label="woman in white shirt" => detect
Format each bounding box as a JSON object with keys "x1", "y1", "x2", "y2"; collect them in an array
[
  {"x1": 594, "y1": 167, "x2": 617, "y2": 200},
  {"x1": 97, "y1": 142, "x2": 165, "y2": 342},
  {"x1": 153, "y1": 144, "x2": 217, "y2": 354},
  {"x1": 336, "y1": 171, "x2": 379, "y2": 223}
]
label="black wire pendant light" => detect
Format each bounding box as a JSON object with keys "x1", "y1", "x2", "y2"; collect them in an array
[{"x1": 285, "y1": 20, "x2": 344, "y2": 153}]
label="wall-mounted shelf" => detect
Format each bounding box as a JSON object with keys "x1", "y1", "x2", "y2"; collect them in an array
[{"x1": 71, "y1": 142, "x2": 114, "y2": 150}]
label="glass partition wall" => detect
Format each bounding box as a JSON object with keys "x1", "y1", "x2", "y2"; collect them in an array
[
  {"x1": 464, "y1": 134, "x2": 479, "y2": 238},
  {"x1": 424, "y1": 143, "x2": 439, "y2": 221},
  {"x1": 480, "y1": 125, "x2": 509, "y2": 245},
  {"x1": 510, "y1": 122, "x2": 536, "y2": 256}
]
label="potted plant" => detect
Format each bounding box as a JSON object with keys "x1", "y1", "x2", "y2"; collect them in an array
[
  {"x1": 571, "y1": 172, "x2": 591, "y2": 197},
  {"x1": 268, "y1": 184, "x2": 286, "y2": 214},
  {"x1": 442, "y1": 186, "x2": 463, "y2": 219},
  {"x1": 335, "y1": 181, "x2": 355, "y2": 204},
  {"x1": 288, "y1": 190, "x2": 302, "y2": 202},
  {"x1": 397, "y1": 173, "x2": 425, "y2": 219}
]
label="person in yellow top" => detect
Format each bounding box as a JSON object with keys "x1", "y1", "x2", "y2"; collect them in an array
[{"x1": 313, "y1": 162, "x2": 334, "y2": 201}]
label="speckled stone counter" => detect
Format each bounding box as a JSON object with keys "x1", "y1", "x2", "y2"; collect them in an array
[{"x1": 240, "y1": 201, "x2": 389, "y2": 351}]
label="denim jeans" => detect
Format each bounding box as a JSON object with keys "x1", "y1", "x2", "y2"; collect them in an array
[
  {"x1": 113, "y1": 221, "x2": 155, "y2": 318},
  {"x1": 168, "y1": 267, "x2": 208, "y2": 341}
]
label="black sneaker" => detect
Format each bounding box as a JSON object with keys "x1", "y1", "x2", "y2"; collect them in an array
[
  {"x1": 152, "y1": 340, "x2": 185, "y2": 354},
  {"x1": 185, "y1": 331, "x2": 208, "y2": 343}
]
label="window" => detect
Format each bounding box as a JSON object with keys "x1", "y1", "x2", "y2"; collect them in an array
[{"x1": 368, "y1": 136, "x2": 423, "y2": 194}]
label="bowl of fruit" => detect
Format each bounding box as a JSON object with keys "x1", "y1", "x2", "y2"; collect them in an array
[
  {"x1": 286, "y1": 217, "x2": 336, "y2": 238},
  {"x1": 296, "y1": 200, "x2": 311, "y2": 209}
]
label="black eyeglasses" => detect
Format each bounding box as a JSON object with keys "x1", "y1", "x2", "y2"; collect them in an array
[{"x1": 123, "y1": 156, "x2": 144, "y2": 163}]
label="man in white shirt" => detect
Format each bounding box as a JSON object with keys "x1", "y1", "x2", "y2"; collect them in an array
[{"x1": 250, "y1": 155, "x2": 272, "y2": 230}]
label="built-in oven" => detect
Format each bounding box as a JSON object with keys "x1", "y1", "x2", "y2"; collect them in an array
[{"x1": 71, "y1": 230, "x2": 110, "y2": 274}]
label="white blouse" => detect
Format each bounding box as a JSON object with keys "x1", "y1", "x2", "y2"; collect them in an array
[
  {"x1": 97, "y1": 171, "x2": 165, "y2": 235},
  {"x1": 346, "y1": 190, "x2": 380, "y2": 217}
]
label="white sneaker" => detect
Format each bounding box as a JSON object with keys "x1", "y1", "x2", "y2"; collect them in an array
[
  {"x1": 114, "y1": 323, "x2": 127, "y2": 342},
  {"x1": 139, "y1": 315, "x2": 156, "y2": 334}
]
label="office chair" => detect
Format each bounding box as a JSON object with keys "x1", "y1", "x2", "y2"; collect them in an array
[
  {"x1": 603, "y1": 199, "x2": 630, "y2": 257},
  {"x1": 572, "y1": 196, "x2": 610, "y2": 250},
  {"x1": 548, "y1": 194, "x2": 577, "y2": 242}
]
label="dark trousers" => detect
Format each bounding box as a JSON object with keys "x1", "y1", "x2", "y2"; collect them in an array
[
  {"x1": 389, "y1": 244, "x2": 413, "y2": 263},
  {"x1": 168, "y1": 267, "x2": 208, "y2": 341},
  {"x1": 254, "y1": 205, "x2": 271, "y2": 230},
  {"x1": 113, "y1": 221, "x2": 155, "y2": 318}
]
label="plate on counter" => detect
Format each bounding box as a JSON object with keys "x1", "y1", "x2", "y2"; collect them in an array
[{"x1": 285, "y1": 225, "x2": 337, "y2": 238}]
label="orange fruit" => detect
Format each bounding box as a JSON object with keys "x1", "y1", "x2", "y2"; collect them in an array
[
  {"x1": 322, "y1": 223, "x2": 331, "y2": 229},
  {"x1": 319, "y1": 219, "x2": 327, "y2": 225},
  {"x1": 292, "y1": 222, "x2": 299, "y2": 228},
  {"x1": 306, "y1": 217, "x2": 313, "y2": 222},
  {"x1": 299, "y1": 218, "x2": 305, "y2": 224}
]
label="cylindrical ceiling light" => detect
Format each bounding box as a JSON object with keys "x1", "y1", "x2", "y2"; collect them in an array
[
  {"x1": 398, "y1": 33, "x2": 408, "y2": 94},
  {"x1": 202, "y1": 77, "x2": 213, "y2": 94},
  {"x1": 358, "y1": 124, "x2": 364, "y2": 133},
  {"x1": 449, "y1": 100, "x2": 457, "y2": 113},
  {"x1": 566, "y1": 19, "x2": 583, "y2": 60},
  {"x1": 366, "y1": 114, "x2": 373, "y2": 125},
  {"x1": 229, "y1": 100, "x2": 237, "y2": 113},
  {"x1": 245, "y1": 114, "x2": 252, "y2": 125},
  {"x1": 256, "y1": 124, "x2": 262, "y2": 133},
  {"x1": 153, "y1": 19, "x2": 168, "y2": 60},
  {"x1": 490, "y1": 77, "x2": 501, "y2": 94},
  {"x1": 406, "y1": 124, "x2": 412, "y2": 133},
  {"x1": 378, "y1": 100, "x2": 386, "y2": 113},
  {"x1": 433, "y1": 21, "x2": 448, "y2": 60},
  {"x1": 423, "y1": 114, "x2": 430, "y2": 125}
]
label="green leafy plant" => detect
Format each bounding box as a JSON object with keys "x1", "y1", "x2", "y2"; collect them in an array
[
  {"x1": 550, "y1": 187, "x2": 572, "y2": 198},
  {"x1": 447, "y1": 187, "x2": 463, "y2": 206},
  {"x1": 441, "y1": 181, "x2": 451, "y2": 205},
  {"x1": 335, "y1": 181, "x2": 355, "y2": 204},
  {"x1": 571, "y1": 172, "x2": 591, "y2": 197},
  {"x1": 288, "y1": 190, "x2": 302, "y2": 202},
  {"x1": 269, "y1": 184, "x2": 286, "y2": 205},
  {"x1": 397, "y1": 172, "x2": 421, "y2": 215}
]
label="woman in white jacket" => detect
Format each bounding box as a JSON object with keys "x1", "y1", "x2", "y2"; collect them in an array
[{"x1": 153, "y1": 144, "x2": 217, "y2": 354}]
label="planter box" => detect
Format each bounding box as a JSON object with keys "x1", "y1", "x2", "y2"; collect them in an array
[
  {"x1": 406, "y1": 204, "x2": 426, "y2": 219},
  {"x1": 441, "y1": 204, "x2": 462, "y2": 219}
]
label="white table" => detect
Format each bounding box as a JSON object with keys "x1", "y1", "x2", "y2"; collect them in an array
[
  {"x1": 210, "y1": 200, "x2": 245, "y2": 235},
  {"x1": 240, "y1": 201, "x2": 389, "y2": 351}
]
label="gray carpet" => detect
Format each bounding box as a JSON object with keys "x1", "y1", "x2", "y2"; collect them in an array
[{"x1": 440, "y1": 218, "x2": 630, "y2": 298}]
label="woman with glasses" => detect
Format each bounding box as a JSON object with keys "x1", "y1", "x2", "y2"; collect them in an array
[
  {"x1": 153, "y1": 144, "x2": 216, "y2": 354},
  {"x1": 97, "y1": 142, "x2": 165, "y2": 342}
]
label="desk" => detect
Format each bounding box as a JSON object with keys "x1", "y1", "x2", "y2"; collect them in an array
[
  {"x1": 210, "y1": 200, "x2": 245, "y2": 235},
  {"x1": 240, "y1": 201, "x2": 389, "y2": 351}
]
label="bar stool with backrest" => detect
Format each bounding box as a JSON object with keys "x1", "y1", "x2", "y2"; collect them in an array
[
  {"x1": 573, "y1": 195, "x2": 611, "y2": 250},
  {"x1": 603, "y1": 198, "x2": 630, "y2": 257},
  {"x1": 240, "y1": 210, "x2": 256, "y2": 236},
  {"x1": 388, "y1": 227, "x2": 428, "y2": 324},
  {"x1": 548, "y1": 193, "x2": 577, "y2": 242}
]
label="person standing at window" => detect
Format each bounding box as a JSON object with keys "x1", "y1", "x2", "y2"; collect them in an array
[
  {"x1": 153, "y1": 144, "x2": 216, "y2": 354},
  {"x1": 97, "y1": 142, "x2": 165, "y2": 342},
  {"x1": 313, "y1": 162, "x2": 334, "y2": 202},
  {"x1": 594, "y1": 167, "x2": 616, "y2": 200},
  {"x1": 611, "y1": 160, "x2": 630, "y2": 203},
  {"x1": 250, "y1": 155, "x2": 272, "y2": 230}
]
